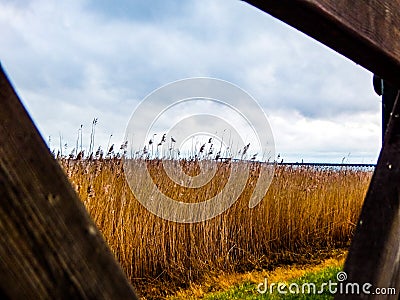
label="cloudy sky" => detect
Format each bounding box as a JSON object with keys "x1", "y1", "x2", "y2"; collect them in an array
[{"x1": 0, "y1": 0, "x2": 382, "y2": 163}]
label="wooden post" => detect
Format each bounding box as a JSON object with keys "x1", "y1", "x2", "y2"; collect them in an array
[
  {"x1": 0, "y1": 65, "x2": 138, "y2": 299},
  {"x1": 1, "y1": 1, "x2": 400, "y2": 298},
  {"x1": 244, "y1": 1, "x2": 400, "y2": 298},
  {"x1": 373, "y1": 75, "x2": 400, "y2": 143},
  {"x1": 336, "y1": 90, "x2": 400, "y2": 299}
]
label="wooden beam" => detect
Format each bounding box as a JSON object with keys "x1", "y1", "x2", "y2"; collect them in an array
[
  {"x1": 244, "y1": 2, "x2": 400, "y2": 297},
  {"x1": 0, "y1": 65, "x2": 138, "y2": 299},
  {"x1": 335, "y1": 90, "x2": 400, "y2": 299},
  {"x1": 244, "y1": 0, "x2": 400, "y2": 86}
]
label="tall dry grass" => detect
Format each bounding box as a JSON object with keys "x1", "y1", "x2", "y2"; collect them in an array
[{"x1": 59, "y1": 158, "x2": 372, "y2": 297}]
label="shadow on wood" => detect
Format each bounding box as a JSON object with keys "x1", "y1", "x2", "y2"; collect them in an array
[
  {"x1": 336, "y1": 90, "x2": 400, "y2": 299},
  {"x1": 0, "y1": 64, "x2": 138, "y2": 299},
  {"x1": 244, "y1": 1, "x2": 400, "y2": 298}
]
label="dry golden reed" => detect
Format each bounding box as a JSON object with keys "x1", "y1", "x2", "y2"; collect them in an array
[{"x1": 59, "y1": 158, "x2": 371, "y2": 297}]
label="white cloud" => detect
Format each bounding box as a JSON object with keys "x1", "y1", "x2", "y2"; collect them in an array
[
  {"x1": 0, "y1": 0, "x2": 382, "y2": 162},
  {"x1": 269, "y1": 109, "x2": 381, "y2": 163}
]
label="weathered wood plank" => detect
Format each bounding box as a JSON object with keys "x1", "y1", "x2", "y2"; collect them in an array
[
  {"x1": 335, "y1": 90, "x2": 400, "y2": 299},
  {"x1": 244, "y1": 0, "x2": 400, "y2": 86},
  {"x1": 0, "y1": 65, "x2": 138, "y2": 299},
  {"x1": 244, "y1": 1, "x2": 400, "y2": 298}
]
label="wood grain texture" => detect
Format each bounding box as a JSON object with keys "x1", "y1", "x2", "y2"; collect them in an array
[
  {"x1": 335, "y1": 90, "x2": 400, "y2": 299},
  {"x1": 244, "y1": 0, "x2": 400, "y2": 86},
  {"x1": 243, "y1": 2, "x2": 400, "y2": 298},
  {"x1": 0, "y1": 65, "x2": 138, "y2": 299}
]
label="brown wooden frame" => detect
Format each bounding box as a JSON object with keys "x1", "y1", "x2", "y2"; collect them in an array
[
  {"x1": 0, "y1": 65, "x2": 138, "y2": 299},
  {"x1": 245, "y1": 1, "x2": 400, "y2": 298},
  {"x1": 1, "y1": 1, "x2": 400, "y2": 298}
]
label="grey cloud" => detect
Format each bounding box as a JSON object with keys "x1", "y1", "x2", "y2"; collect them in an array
[{"x1": 0, "y1": 0, "x2": 382, "y2": 161}]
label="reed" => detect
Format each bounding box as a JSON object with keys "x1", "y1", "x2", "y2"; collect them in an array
[{"x1": 59, "y1": 158, "x2": 371, "y2": 298}]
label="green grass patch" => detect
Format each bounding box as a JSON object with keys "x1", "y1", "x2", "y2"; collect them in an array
[{"x1": 204, "y1": 266, "x2": 342, "y2": 300}]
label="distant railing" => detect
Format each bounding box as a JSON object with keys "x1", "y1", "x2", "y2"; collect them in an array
[{"x1": 277, "y1": 162, "x2": 376, "y2": 168}]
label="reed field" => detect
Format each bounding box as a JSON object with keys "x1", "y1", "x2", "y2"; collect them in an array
[{"x1": 59, "y1": 156, "x2": 372, "y2": 298}]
